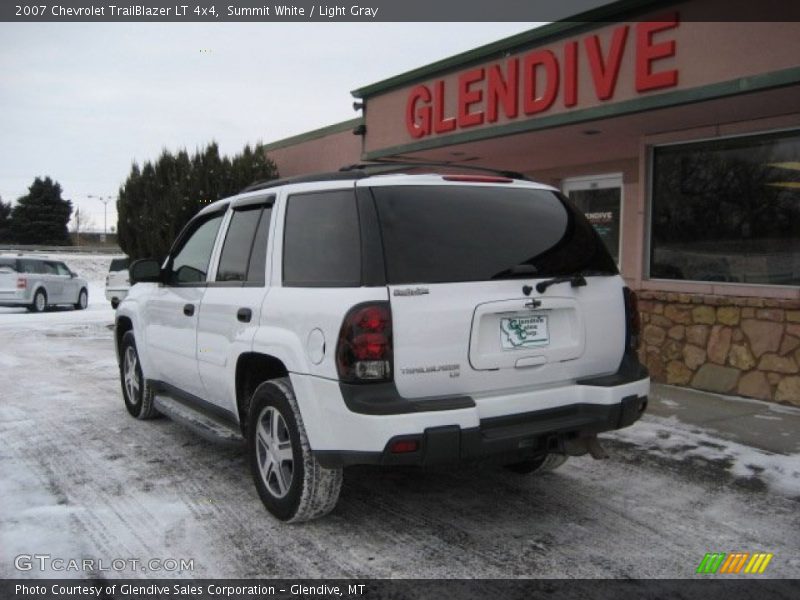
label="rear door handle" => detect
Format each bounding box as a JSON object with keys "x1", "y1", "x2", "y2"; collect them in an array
[
  {"x1": 237, "y1": 308, "x2": 252, "y2": 323},
  {"x1": 183, "y1": 303, "x2": 195, "y2": 316}
]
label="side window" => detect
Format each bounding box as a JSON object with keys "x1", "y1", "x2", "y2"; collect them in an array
[
  {"x1": 168, "y1": 213, "x2": 224, "y2": 285},
  {"x1": 55, "y1": 263, "x2": 72, "y2": 277},
  {"x1": 21, "y1": 260, "x2": 41, "y2": 274},
  {"x1": 41, "y1": 261, "x2": 58, "y2": 275},
  {"x1": 216, "y1": 206, "x2": 263, "y2": 283},
  {"x1": 283, "y1": 190, "x2": 360, "y2": 287},
  {"x1": 247, "y1": 206, "x2": 272, "y2": 284}
]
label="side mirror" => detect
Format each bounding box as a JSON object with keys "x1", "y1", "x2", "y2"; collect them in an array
[{"x1": 129, "y1": 259, "x2": 161, "y2": 284}]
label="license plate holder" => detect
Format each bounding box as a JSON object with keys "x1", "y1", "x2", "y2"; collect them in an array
[{"x1": 500, "y1": 314, "x2": 549, "y2": 349}]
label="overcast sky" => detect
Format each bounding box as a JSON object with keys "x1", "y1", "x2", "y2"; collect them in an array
[{"x1": 0, "y1": 22, "x2": 542, "y2": 232}]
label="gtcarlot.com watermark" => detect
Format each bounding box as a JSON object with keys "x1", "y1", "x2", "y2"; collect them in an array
[{"x1": 14, "y1": 553, "x2": 194, "y2": 574}]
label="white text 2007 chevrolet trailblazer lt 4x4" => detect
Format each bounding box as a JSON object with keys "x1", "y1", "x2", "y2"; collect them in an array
[{"x1": 115, "y1": 165, "x2": 649, "y2": 522}]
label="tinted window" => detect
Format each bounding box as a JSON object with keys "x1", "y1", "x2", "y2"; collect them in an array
[
  {"x1": 41, "y1": 261, "x2": 58, "y2": 275},
  {"x1": 651, "y1": 131, "x2": 800, "y2": 285},
  {"x1": 216, "y1": 207, "x2": 263, "y2": 282},
  {"x1": 372, "y1": 185, "x2": 616, "y2": 284},
  {"x1": 247, "y1": 207, "x2": 272, "y2": 284},
  {"x1": 109, "y1": 258, "x2": 129, "y2": 272},
  {"x1": 19, "y1": 260, "x2": 37, "y2": 274},
  {"x1": 283, "y1": 190, "x2": 360, "y2": 287},
  {"x1": 0, "y1": 258, "x2": 17, "y2": 272},
  {"x1": 169, "y1": 213, "x2": 224, "y2": 284}
]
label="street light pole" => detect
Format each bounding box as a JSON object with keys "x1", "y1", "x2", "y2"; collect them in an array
[{"x1": 88, "y1": 194, "x2": 114, "y2": 243}]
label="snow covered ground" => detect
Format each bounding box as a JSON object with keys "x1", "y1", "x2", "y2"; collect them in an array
[{"x1": 0, "y1": 254, "x2": 798, "y2": 579}]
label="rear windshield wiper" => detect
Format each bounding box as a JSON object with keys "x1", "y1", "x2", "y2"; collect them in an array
[
  {"x1": 535, "y1": 269, "x2": 615, "y2": 293},
  {"x1": 490, "y1": 263, "x2": 538, "y2": 280},
  {"x1": 535, "y1": 275, "x2": 587, "y2": 293}
]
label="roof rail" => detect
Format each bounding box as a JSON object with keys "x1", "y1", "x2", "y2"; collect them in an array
[
  {"x1": 239, "y1": 170, "x2": 367, "y2": 193},
  {"x1": 339, "y1": 160, "x2": 527, "y2": 180},
  {"x1": 240, "y1": 160, "x2": 527, "y2": 193}
]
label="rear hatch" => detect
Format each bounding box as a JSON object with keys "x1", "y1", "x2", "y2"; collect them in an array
[
  {"x1": 107, "y1": 257, "x2": 130, "y2": 288},
  {"x1": 0, "y1": 258, "x2": 20, "y2": 296},
  {"x1": 367, "y1": 180, "x2": 625, "y2": 400}
]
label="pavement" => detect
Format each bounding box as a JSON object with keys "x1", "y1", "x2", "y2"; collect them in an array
[{"x1": 647, "y1": 383, "x2": 800, "y2": 455}]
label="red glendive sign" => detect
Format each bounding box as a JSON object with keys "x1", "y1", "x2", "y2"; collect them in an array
[{"x1": 406, "y1": 13, "x2": 680, "y2": 139}]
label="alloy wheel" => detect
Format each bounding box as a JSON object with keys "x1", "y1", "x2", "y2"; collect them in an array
[
  {"x1": 255, "y1": 406, "x2": 294, "y2": 498},
  {"x1": 123, "y1": 346, "x2": 141, "y2": 404}
]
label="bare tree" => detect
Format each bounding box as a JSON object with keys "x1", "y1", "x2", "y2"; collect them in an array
[{"x1": 71, "y1": 207, "x2": 95, "y2": 245}]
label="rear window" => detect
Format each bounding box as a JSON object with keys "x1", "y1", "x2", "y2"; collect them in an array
[
  {"x1": 109, "y1": 258, "x2": 129, "y2": 272},
  {"x1": 371, "y1": 185, "x2": 617, "y2": 285},
  {"x1": 0, "y1": 258, "x2": 17, "y2": 272},
  {"x1": 283, "y1": 190, "x2": 361, "y2": 287}
]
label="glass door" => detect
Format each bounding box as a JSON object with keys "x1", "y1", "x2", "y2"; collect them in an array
[{"x1": 562, "y1": 174, "x2": 623, "y2": 265}]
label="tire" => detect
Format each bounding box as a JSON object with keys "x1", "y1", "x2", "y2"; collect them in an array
[
  {"x1": 119, "y1": 331, "x2": 159, "y2": 419},
  {"x1": 247, "y1": 377, "x2": 342, "y2": 523},
  {"x1": 29, "y1": 289, "x2": 47, "y2": 313},
  {"x1": 75, "y1": 288, "x2": 88, "y2": 310},
  {"x1": 505, "y1": 453, "x2": 568, "y2": 474}
]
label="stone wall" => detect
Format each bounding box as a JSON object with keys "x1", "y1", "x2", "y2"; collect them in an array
[{"x1": 637, "y1": 291, "x2": 800, "y2": 405}]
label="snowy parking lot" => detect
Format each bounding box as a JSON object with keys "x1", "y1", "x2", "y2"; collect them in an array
[{"x1": 1, "y1": 254, "x2": 799, "y2": 579}]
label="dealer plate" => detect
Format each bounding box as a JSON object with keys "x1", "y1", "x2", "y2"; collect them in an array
[{"x1": 500, "y1": 314, "x2": 549, "y2": 349}]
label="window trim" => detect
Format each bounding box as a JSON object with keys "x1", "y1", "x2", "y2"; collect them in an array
[
  {"x1": 207, "y1": 195, "x2": 275, "y2": 288},
  {"x1": 645, "y1": 127, "x2": 800, "y2": 290},
  {"x1": 212, "y1": 205, "x2": 264, "y2": 287},
  {"x1": 163, "y1": 208, "x2": 227, "y2": 288}
]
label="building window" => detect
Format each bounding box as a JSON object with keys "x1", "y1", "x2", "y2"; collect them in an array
[{"x1": 650, "y1": 130, "x2": 800, "y2": 286}]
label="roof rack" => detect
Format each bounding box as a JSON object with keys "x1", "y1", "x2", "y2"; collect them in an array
[
  {"x1": 240, "y1": 160, "x2": 527, "y2": 193},
  {"x1": 339, "y1": 160, "x2": 527, "y2": 180},
  {"x1": 240, "y1": 170, "x2": 367, "y2": 193}
]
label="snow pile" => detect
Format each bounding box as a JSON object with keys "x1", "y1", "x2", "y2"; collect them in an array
[{"x1": 608, "y1": 414, "x2": 800, "y2": 498}]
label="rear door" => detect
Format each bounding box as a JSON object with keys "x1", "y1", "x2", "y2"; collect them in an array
[
  {"x1": 367, "y1": 181, "x2": 625, "y2": 400},
  {"x1": 41, "y1": 261, "x2": 65, "y2": 303},
  {"x1": 197, "y1": 196, "x2": 275, "y2": 408},
  {"x1": 55, "y1": 262, "x2": 79, "y2": 302}
]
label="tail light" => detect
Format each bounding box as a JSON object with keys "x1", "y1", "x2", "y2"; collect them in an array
[
  {"x1": 336, "y1": 302, "x2": 392, "y2": 382},
  {"x1": 622, "y1": 287, "x2": 641, "y2": 352},
  {"x1": 16, "y1": 277, "x2": 27, "y2": 289}
]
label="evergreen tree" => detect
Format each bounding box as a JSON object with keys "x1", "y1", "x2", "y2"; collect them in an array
[
  {"x1": 117, "y1": 143, "x2": 278, "y2": 261},
  {"x1": 0, "y1": 195, "x2": 12, "y2": 242},
  {"x1": 11, "y1": 177, "x2": 73, "y2": 245}
]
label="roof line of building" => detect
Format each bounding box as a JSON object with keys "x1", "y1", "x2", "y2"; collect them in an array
[
  {"x1": 260, "y1": 118, "x2": 363, "y2": 153},
  {"x1": 351, "y1": 0, "x2": 670, "y2": 99}
]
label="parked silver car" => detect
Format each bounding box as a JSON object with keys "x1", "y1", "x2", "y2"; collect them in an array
[{"x1": 0, "y1": 255, "x2": 89, "y2": 312}]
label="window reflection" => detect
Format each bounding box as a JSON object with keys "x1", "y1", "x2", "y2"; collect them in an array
[{"x1": 650, "y1": 131, "x2": 800, "y2": 286}]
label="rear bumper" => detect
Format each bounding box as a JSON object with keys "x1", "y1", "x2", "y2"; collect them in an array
[
  {"x1": 292, "y1": 356, "x2": 650, "y2": 467},
  {"x1": 314, "y1": 394, "x2": 647, "y2": 468},
  {"x1": 0, "y1": 289, "x2": 31, "y2": 306},
  {"x1": 105, "y1": 288, "x2": 129, "y2": 302}
]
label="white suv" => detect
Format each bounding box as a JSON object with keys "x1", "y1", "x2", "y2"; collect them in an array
[
  {"x1": 115, "y1": 166, "x2": 649, "y2": 522},
  {"x1": 105, "y1": 257, "x2": 130, "y2": 308}
]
